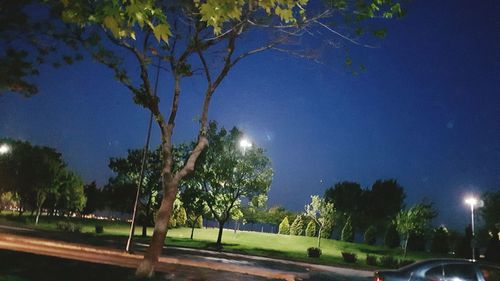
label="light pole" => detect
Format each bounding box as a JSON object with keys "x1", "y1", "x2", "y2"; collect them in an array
[
  {"x1": 464, "y1": 196, "x2": 478, "y2": 260},
  {"x1": 0, "y1": 143, "x2": 11, "y2": 155},
  {"x1": 239, "y1": 138, "x2": 252, "y2": 155}
]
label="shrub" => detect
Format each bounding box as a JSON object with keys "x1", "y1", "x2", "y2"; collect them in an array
[
  {"x1": 278, "y1": 216, "x2": 290, "y2": 235},
  {"x1": 341, "y1": 216, "x2": 354, "y2": 242},
  {"x1": 175, "y1": 207, "x2": 187, "y2": 227},
  {"x1": 290, "y1": 215, "x2": 304, "y2": 236},
  {"x1": 366, "y1": 254, "x2": 377, "y2": 266},
  {"x1": 56, "y1": 221, "x2": 81, "y2": 233},
  {"x1": 168, "y1": 216, "x2": 177, "y2": 228},
  {"x1": 307, "y1": 247, "x2": 322, "y2": 258},
  {"x1": 195, "y1": 216, "x2": 203, "y2": 228},
  {"x1": 341, "y1": 252, "x2": 357, "y2": 263},
  {"x1": 320, "y1": 217, "x2": 333, "y2": 239},
  {"x1": 364, "y1": 226, "x2": 377, "y2": 245},
  {"x1": 95, "y1": 225, "x2": 104, "y2": 233},
  {"x1": 399, "y1": 259, "x2": 415, "y2": 267},
  {"x1": 305, "y1": 220, "x2": 317, "y2": 237},
  {"x1": 379, "y1": 255, "x2": 398, "y2": 269},
  {"x1": 384, "y1": 224, "x2": 401, "y2": 248}
]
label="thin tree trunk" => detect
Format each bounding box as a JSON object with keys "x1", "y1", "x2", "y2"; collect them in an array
[
  {"x1": 35, "y1": 205, "x2": 42, "y2": 225},
  {"x1": 142, "y1": 224, "x2": 147, "y2": 237},
  {"x1": 216, "y1": 221, "x2": 226, "y2": 250},
  {"x1": 135, "y1": 182, "x2": 178, "y2": 278},
  {"x1": 317, "y1": 226, "x2": 322, "y2": 248},
  {"x1": 190, "y1": 223, "x2": 195, "y2": 240}
]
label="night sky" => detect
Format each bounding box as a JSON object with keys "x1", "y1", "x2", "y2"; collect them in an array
[{"x1": 1, "y1": 0, "x2": 499, "y2": 230}]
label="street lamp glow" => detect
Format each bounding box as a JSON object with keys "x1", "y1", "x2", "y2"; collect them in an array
[
  {"x1": 0, "y1": 143, "x2": 11, "y2": 155},
  {"x1": 464, "y1": 197, "x2": 478, "y2": 206}
]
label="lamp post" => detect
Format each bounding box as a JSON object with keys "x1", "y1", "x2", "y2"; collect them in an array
[
  {"x1": 0, "y1": 143, "x2": 11, "y2": 155},
  {"x1": 239, "y1": 138, "x2": 252, "y2": 155},
  {"x1": 464, "y1": 196, "x2": 478, "y2": 260}
]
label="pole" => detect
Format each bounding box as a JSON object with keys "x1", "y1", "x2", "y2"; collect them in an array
[
  {"x1": 470, "y1": 203, "x2": 475, "y2": 260},
  {"x1": 125, "y1": 56, "x2": 161, "y2": 253}
]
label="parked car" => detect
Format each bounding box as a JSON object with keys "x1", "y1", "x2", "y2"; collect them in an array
[{"x1": 374, "y1": 259, "x2": 500, "y2": 281}]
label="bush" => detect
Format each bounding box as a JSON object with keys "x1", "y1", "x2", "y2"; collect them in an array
[
  {"x1": 379, "y1": 255, "x2": 398, "y2": 269},
  {"x1": 95, "y1": 225, "x2": 104, "y2": 233},
  {"x1": 195, "y1": 216, "x2": 203, "y2": 228},
  {"x1": 56, "y1": 221, "x2": 81, "y2": 233},
  {"x1": 290, "y1": 215, "x2": 304, "y2": 236},
  {"x1": 307, "y1": 247, "x2": 322, "y2": 258},
  {"x1": 305, "y1": 220, "x2": 317, "y2": 237},
  {"x1": 385, "y1": 224, "x2": 400, "y2": 248},
  {"x1": 341, "y1": 216, "x2": 354, "y2": 242},
  {"x1": 341, "y1": 252, "x2": 357, "y2": 263},
  {"x1": 278, "y1": 216, "x2": 290, "y2": 235},
  {"x1": 398, "y1": 259, "x2": 415, "y2": 267},
  {"x1": 320, "y1": 217, "x2": 333, "y2": 239},
  {"x1": 364, "y1": 226, "x2": 377, "y2": 245},
  {"x1": 366, "y1": 254, "x2": 377, "y2": 266}
]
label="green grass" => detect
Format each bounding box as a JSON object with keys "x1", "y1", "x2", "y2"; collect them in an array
[{"x1": 0, "y1": 213, "x2": 450, "y2": 269}]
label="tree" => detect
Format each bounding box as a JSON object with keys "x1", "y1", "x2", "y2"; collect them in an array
[
  {"x1": 103, "y1": 147, "x2": 162, "y2": 236},
  {"x1": 290, "y1": 215, "x2": 305, "y2": 236},
  {"x1": 364, "y1": 179, "x2": 406, "y2": 230},
  {"x1": 364, "y1": 225, "x2": 377, "y2": 245},
  {"x1": 179, "y1": 181, "x2": 207, "y2": 239},
  {"x1": 481, "y1": 190, "x2": 500, "y2": 230},
  {"x1": 81, "y1": 182, "x2": 104, "y2": 216},
  {"x1": 304, "y1": 195, "x2": 335, "y2": 248},
  {"x1": 324, "y1": 181, "x2": 363, "y2": 230},
  {"x1": 52, "y1": 170, "x2": 86, "y2": 216},
  {"x1": 194, "y1": 123, "x2": 273, "y2": 249},
  {"x1": 305, "y1": 220, "x2": 317, "y2": 237},
  {"x1": 278, "y1": 216, "x2": 290, "y2": 235},
  {"x1": 341, "y1": 216, "x2": 354, "y2": 242},
  {"x1": 395, "y1": 202, "x2": 437, "y2": 257},
  {"x1": 13, "y1": 0, "x2": 405, "y2": 275},
  {"x1": 384, "y1": 224, "x2": 400, "y2": 248},
  {"x1": 430, "y1": 225, "x2": 449, "y2": 254}
]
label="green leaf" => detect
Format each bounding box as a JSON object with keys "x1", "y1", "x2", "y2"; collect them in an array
[{"x1": 153, "y1": 24, "x2": 171, "y2": 43}]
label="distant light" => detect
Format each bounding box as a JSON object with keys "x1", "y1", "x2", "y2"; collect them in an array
[
  {"x1": 0, "y1": 143, "x2": 11, "y2": 155},
  {"x1": 239, "y1": 138, "x2": 252, "y2": 149},
  {"x1": 464, "y1": 196, "x2": 478, "y2": 207}
]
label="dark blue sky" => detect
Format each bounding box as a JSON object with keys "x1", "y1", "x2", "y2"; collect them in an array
[{"x1": 1, "y1": 0, "x2": 499, "y2": 229}]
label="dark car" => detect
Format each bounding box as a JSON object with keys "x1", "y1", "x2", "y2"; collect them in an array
[{"x1": 374, "y1": 259, "x2": 500, "y2": 281}]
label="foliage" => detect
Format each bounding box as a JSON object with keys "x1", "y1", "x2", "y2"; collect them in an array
[
  {"x1": 341, "y1": 252, "x2": 357, "y2": 263},
  {"x1": 398, "y1": 259, "x2": 415, "y2": 267},
  {"x1": 305, "y1": 220, "x2": 317, "y2": 237},
  {"x1": 56, "y1": 221, "x2": 81, "y2": 233},
  {"x1": 0, "y1": 192, "x2": 18, "y2": 212},
  {"x1": 396, "y1": 201, "x2": 437, "y2": 256},
  {"x1": 384, "y1": 224, "x2": 401, "y2": 248},
  {"x1": 81, "y1": 182, "x2": 104, "y2": 215},
  {"x1": 481, "y1": 190, "x2": 500, "y2": 230},
  {"x1": 278, "y1": 216, "x2": 291, "y2": 235},
  {"x1": 379, "y1": 255, "x2": 398, "y2": 269},
  {"x1": 193, "y1": 122, "x2": 273, "y2": 248},
  {"x1": 364, "y1": 225, "x2": 377, "y2": 245},
  {"x1": 366, "y1": 254, "x2": 377, "y2": 266},
  {"x1": 341, "y1": 216, "x2": 354, "y2": 242},
  {"x1": 304, "y1": 195, "x2": 335, "y2": 248},
  {"x1": 324, "y1": 181, "x2": 363, "y2": 230},
  {"x1": 175, "y1": 207, "x2": 188, "y2": 227},
  {"x1": 364, "y1": 179, "x2": 406, "y2": 230},
  {"x1": 307, "y1": 247, "x2": 322, "y2": 258},
  {"x1": 290, "y1": 215, "x2": 305, "y2": 236}
]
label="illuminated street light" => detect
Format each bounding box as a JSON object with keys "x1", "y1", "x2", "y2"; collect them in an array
[
  {"x1": 239, "y1": 138, "x2": 252, "y2": 155},
  {"x1": 0, "y1": 143, "x2": 11, "y2": 155},
  {"x1": 464, "y1": 195, "x2": 478, "y2": 260}
]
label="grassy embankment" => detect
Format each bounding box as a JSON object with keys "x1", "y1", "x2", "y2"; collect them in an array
[{"x1": 0, "y1": 212, "x2": 450, "y2": 269}]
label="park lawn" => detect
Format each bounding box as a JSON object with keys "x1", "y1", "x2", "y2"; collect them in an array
[{"x1": 0, "y1": 213, "x2": 449, "y2": 269}]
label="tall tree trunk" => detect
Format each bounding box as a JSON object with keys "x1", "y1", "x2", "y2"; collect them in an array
[
  {"x1": 35, "y1": 205, "x2": 42, "y2": 225},
  {"x1": 142, "y1": 224, "x2": 147, "y2": 237},
  {"x1": 216, "y1": 221, "x2": 226, "y2": 250},
  {"x1": 135, "y1": 181, "x2": 178, "y2": 278},
  {"x1": 190, "y1": 223, "x2": 195, "y2": 240}
]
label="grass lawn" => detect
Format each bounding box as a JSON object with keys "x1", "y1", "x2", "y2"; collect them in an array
[{"x1": 0, "y1": 213, "x2": 450, "y2": 269}]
